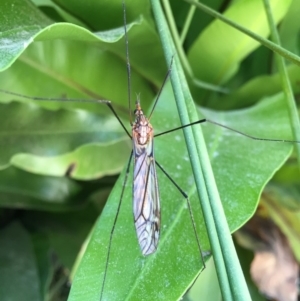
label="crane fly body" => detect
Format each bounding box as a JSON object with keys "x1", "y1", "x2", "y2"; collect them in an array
[{"x1": 132, "y1": 99, "x2": 160, "y2": 255}]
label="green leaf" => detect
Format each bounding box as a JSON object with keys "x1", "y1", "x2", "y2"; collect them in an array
[
  {"x1": 12, "y1": 140, "x2": 131, "y2": 179},
  {"x1": 0, "y1": 0, "x2": 52, "y2": 69}
]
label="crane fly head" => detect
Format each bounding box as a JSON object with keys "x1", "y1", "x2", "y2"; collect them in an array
[{"x1": 134, "y1": 95, "x2": 144, "y2": 117}]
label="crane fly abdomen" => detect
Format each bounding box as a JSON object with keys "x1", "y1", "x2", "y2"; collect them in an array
[{"x1": 132, "y1": 102, "x2": 160, "y2": 256}]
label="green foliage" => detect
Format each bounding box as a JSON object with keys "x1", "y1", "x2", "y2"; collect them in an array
[{"x1": 0, "y1": 0, "x2": 299, "y2": 300}]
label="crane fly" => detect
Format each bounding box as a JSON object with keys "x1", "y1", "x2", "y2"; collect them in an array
[
  {"x1": 132, "y1": 99, "x2": 160, "y2": 255},
  {"x1": 0, "y1": 0, "x2": 300, "y2": 300}
]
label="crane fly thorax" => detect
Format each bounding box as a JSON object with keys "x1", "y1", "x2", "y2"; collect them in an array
[{"x1": 132, "y1": 105, "x2": 153, "y2": 146}]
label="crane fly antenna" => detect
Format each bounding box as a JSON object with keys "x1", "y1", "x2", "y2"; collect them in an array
[
  {"x1": 148, "y1": 56, "x2": 174, "y2": 121},
  {"x1": 123, "y1": 0, "x2": 132, "y2": 125}
]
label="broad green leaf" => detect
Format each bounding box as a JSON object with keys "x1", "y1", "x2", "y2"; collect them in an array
[
  {"x1": 188, "y1": 0, "x2": 292, "y2": 85},
  {"x1": 12, "y1": 140, "x2": 131, "y2": 179},
  {"x1": 0, "y1": 0, "x2": 52, "y2": 69},
  {"x1": 69, "y1": 83, "x2": 293, "y2": 300},
  {"x1": 0, "y1": 221, "x2": 41, "y2": 301}
]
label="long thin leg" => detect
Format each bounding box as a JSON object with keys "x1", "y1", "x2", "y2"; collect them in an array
[
  {"x1": 155, "y1": 119, "x2": 206, "y2": 137},
  {"x1": 0, "y1": 89, "x2": 111, "y2": 104},
  {"x1": 155, "y1": 160, "x2": 206, "y2": 269},
  {"x1": 106, "y1": 102, "x2": 131, "y2": 138},
  {"x1": 0, "y1": 89, "x2": 132, "y2": 138},
  {"x1": 155, "y1": 117, "x2": 300, "y2": 144},
  {"x1": 100, "y1": 150, "x2": 133, "y2": 301}
]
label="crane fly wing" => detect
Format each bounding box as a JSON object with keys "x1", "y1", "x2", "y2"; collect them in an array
[{"x1": 133, "y1": 138, "x2": 160, "y2": 256}]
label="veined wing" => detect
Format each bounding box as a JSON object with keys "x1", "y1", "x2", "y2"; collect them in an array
[{"x1": 133, "y1": 138, "x2": 160, "y2": 256}]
